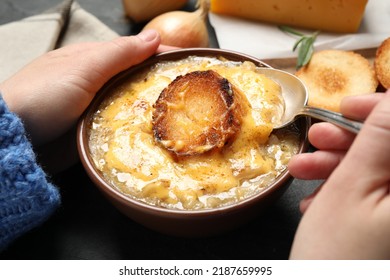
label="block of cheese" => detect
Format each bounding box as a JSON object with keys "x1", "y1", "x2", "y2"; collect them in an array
[{"x1": 210, "y1": 0, "x2": 368, "y2": 33}]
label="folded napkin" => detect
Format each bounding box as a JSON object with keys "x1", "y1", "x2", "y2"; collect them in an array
[{"x1": 0, "y1": 0, "x2": 118, "y2": 82}]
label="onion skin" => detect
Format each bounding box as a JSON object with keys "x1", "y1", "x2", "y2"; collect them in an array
[
  {"x1": 142, "y1": 1, "x2": 210, "y2": 48},
  {"x1": 122, "y1": 0, "x2": 187, "y2": 23}
]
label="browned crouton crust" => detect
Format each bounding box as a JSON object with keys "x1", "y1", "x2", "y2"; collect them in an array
[
  {"x1": 296, "y1": 49, "x2": 378, "y2": 112},
  {"x1": 152, "y1": 70, "x2": 242, "y2": 156},
  {"x1": 375, "y1": 37, "x2": 390, "y2": 89}
]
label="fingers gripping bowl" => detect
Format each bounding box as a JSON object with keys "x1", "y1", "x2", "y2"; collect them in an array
[{"x1": 77, "y1": 49, "x2": 309, "y2": 237}]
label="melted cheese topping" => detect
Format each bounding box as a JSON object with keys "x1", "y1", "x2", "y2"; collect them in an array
[{"x1": 88, "y1": 56, "x2": 299, "y2": 210}]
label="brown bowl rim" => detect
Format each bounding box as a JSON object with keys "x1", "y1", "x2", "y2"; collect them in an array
[{"x1": 77, "y1": 47, "x2": 309, "y2": 217}]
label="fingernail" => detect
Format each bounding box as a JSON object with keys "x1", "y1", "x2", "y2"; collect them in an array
[{"x1": 138, "y1": 29, "x2": 159, "y2": 42}]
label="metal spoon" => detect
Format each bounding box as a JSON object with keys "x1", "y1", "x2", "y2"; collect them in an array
[{"x1": 257, "y1": 68, "x2": 363, "y2": 134}]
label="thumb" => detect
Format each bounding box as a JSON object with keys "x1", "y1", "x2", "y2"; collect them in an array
[{"x1": 90, "y1": 29, "x2": 161, "y2": 83}]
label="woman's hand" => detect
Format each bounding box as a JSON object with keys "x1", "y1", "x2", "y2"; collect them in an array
[
  {"x1": 288, "y1": 91, "x2": 390, "y2": 259},
  {"x1": 0, "y1": 30, "x2": 168, "y2": 146},
  {"x1": 0, "y1": 30, "x2": 176, "y2": 173}
]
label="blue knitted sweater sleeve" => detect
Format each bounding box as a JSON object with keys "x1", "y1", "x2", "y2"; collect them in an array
[{"x1": 0, "y1": 95, "x2": 60, "y2": 251}]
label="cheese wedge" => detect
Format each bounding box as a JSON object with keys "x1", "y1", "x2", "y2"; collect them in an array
[{"x1": 210, "y1": 0, "x2": 368, "y2": 33}]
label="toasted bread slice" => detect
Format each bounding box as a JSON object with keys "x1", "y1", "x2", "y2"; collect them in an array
[
  {"x1": 296, "y1": 50, "x2": 378, "y2": 112},
  {"x1": 152, "y1": 70, "x2": 241, "y2": 156},
  {"x1": 375, "y1": 37, "x2": 390, "y2": 89}
]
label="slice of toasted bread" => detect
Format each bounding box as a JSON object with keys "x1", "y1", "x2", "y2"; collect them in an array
[
  {"x1": 375, "y1": 37, "x2": 390, "y2": 89},
  {"x1": 296, "y1": 49, "x2": 378, "y2": 112},
  {"x1": 152, "y1": 70, "x2": 241, "y2": 156}
]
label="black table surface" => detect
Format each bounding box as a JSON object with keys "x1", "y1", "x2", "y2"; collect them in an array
[{"x1": 0, "y1": 0, "x2": 319, "y2": 260}]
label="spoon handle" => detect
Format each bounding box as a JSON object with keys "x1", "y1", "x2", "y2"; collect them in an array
[{"x1": 299, "y1": 106, "x2": 362, "y2": 134}]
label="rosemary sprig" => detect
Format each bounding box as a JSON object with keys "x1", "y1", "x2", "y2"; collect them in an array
[{"x1": 278, "y1": 25, "x2": 319, "y2": 69}]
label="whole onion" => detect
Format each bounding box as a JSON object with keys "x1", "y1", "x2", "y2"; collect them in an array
[{"x1": 142, "y1": 0, "x2": 210, "y2": 48}]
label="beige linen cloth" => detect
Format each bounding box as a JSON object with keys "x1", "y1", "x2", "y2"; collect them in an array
[{"x1": 0, "y1": 0, "x2": 118, "y2": 82}]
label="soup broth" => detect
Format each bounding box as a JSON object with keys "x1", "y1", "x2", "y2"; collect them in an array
[{"x1": 88, "y1": 56, "x2": 300, "y2": 210}]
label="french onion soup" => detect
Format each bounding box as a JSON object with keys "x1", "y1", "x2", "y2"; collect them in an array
[{"x1": 88, "y1": 56, "x2": 300, "y2": 210}]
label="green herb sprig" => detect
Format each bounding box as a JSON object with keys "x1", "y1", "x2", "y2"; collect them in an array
[{"x1": 278, "y1": 25, "x2": 319, "y2": 70}]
